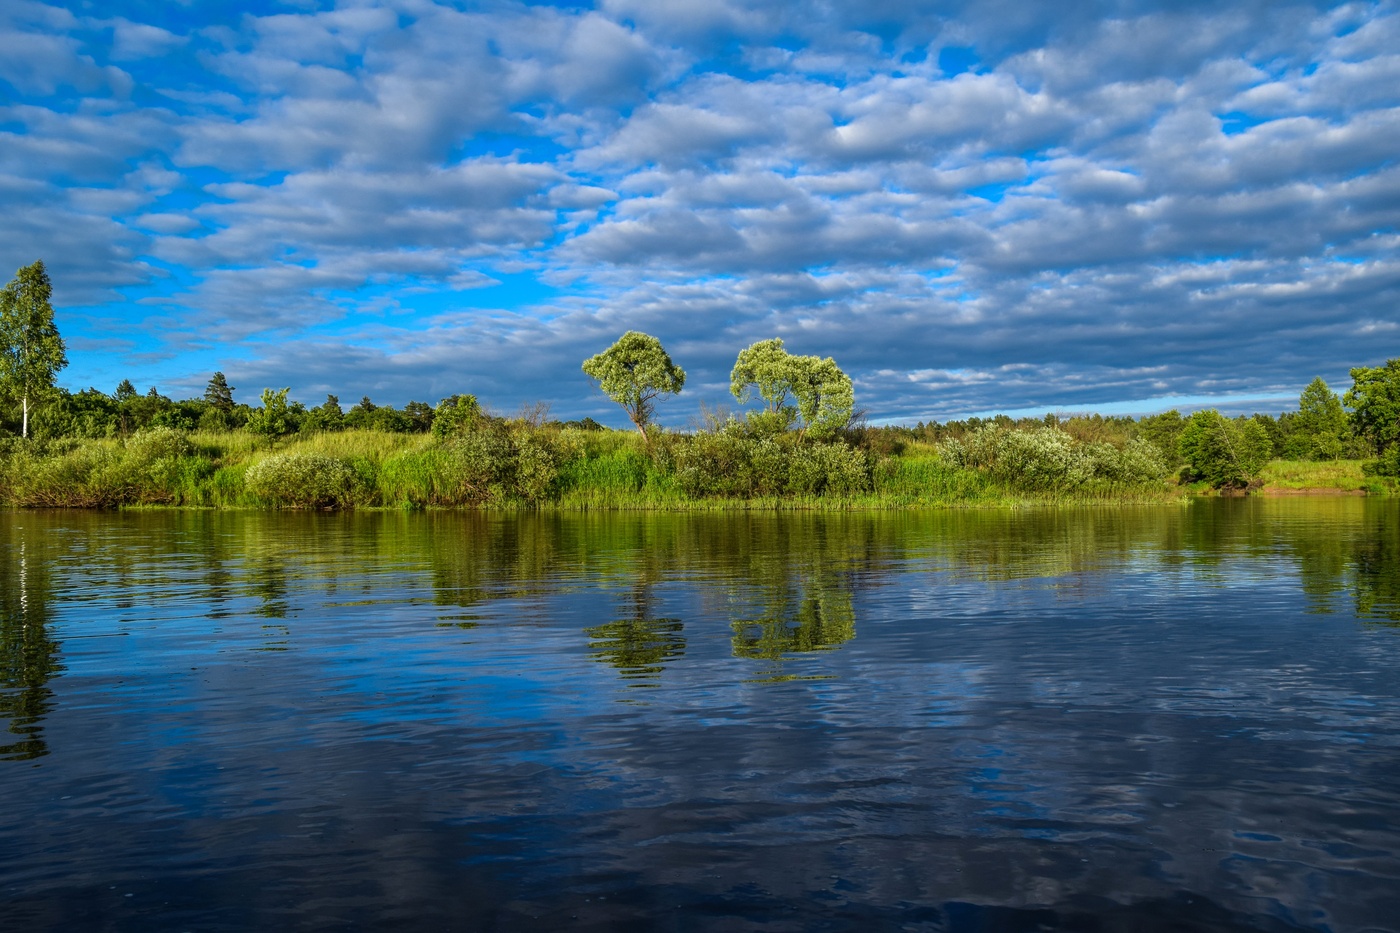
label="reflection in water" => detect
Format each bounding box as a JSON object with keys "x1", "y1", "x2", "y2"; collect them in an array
[
  {"x1": 3, "y1": 501, "x2": 1400, "y2": 931},
  {"x1": 0, "y1": 530, "x2": 62, "y2": 760},
  {"x1": 729, "y1": 564, "x2": 855, "y2": 682},
  {"x1": 1352, "y1": 505, "x2": 1400, "y2": 622},
  {"x1": 585, "y1": 586, "x2": 685, "y2": 687}
]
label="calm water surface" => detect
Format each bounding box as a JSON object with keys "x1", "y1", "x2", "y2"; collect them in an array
[{"x1": 3, "y1": 500, "x2": 1400, "y2": 931}]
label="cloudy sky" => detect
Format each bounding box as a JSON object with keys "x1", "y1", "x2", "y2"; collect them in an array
[{"x1": 2, "y1": 0, "x2": 1397, "y2": 424}]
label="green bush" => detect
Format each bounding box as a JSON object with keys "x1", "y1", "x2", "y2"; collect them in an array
[
  {"x1": 669, "y1": 430, "x2": 869, "y2": 499},
  {"x1": 428, "y1": 422, "x2": 564, "y2": 503},
  {"x1": 940, "y1": 426, "x2": 1167, "y2": 491},
  {"x1": 1362, "y1": 446, "x2": 1400, "y2": 478},
  {"x1": 245, "y1": 452, "x2": 363, "y2": 509}
]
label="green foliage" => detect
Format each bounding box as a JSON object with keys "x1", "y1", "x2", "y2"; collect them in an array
[
  {"x1": 404, "y1": 400, "x2": 434, "y2": 433},
  {"x1": 247, "y1": 388, "x2": 296, "y2": 442},
  {"x1": 344, "y1": 395, "x2": 412, "y2": 432},
  {"x1": 1178, "y1": 410, "x2": 1274, "y2": 488},
  {"x1": 431, "y1": 394, "x2": 482, "y2": 438},
  {"x1": 1362, "y1": 446, "x2": 1400, "y2": 478},
  {"x1": 1294, "y1": 376, "x2": 1347, "y2": 460},
  {"x1": 31, "y1": 388, "x2": 118, "y2": 440},
  {"x1": 0, "y1": 260, "x2": 67, "y2": 438},
  {"x1": 1135, "y1": 409, "x2": 1185, "y2": 465},
  {"x1": 939, "y1": 426, "x2": 1168, "y2": 491},
  {"x1": 244, "y1": 453, "x2": 364, "y2": 509},
  {"x1": 0, "y1": 427, "x2": 214, "y2": 507},
  {"x1": 1345, "y1": 358, "x2": 1400, "y2": 459},
  {"x1": 301, "y1": 394, "x2": 345, "y2": 433},
  {"x1": 669, "y1": 429, "x2": 871, "y2": 499},
  {"x1": 204, "y1": 372, "x2": 235, "y2": 411},
  {"x1": 581, "y1": 331, "x2": 685, "y2": 442},
  {"x1": 729, "y1": 338, "x2": 854, "y2": 439}
]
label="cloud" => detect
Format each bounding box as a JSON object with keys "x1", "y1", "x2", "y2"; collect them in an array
[{"x1": 1, "y1": 0, "x2": 1396, "y2": 422}]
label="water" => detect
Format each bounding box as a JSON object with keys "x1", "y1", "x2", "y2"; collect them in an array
[{"x1": 2, "y1": 500, "x2": 1399, "y2": 931}]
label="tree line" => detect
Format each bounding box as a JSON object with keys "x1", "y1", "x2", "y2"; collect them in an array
[{"x1": 3, "y1": 260, "x2": 1399, "y2": 489}]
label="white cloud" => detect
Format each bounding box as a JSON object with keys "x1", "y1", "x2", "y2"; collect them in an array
[{"x1": 1, "y1": 0, "x2": 1396, "y2": 421}]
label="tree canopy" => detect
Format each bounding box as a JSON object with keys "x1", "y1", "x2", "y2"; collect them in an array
[
  {"x1": 1295, "y1": 376, "x2": 1346, "y2": 460},
  {"x1": 204, "y1": 372, "x2": 235, "y2": 411},
  {"x1": 730, "y1": 338, "x2": 854, "y2": 439},
  {"x1": 0, "y1": 260, "x2": 67, "y2": 438},
  {"x1": 1345, "y1": 359, "x2": 1400, "y2": 454},
  {"x1": 1179, "y1": 409, "x2": 1273, "y2": 488},
  {"x1": 581, "y1": 331, "x2": 685, "y2": 443}
]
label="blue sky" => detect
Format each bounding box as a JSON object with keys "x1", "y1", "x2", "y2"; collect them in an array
[{"x1": 2, "y1": 0, "x2": 1397, "y2": 425}]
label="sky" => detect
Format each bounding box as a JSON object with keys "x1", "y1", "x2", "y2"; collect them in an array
[{"x1": 1, "y1": 0, "x2": 1397, "y2": 426}]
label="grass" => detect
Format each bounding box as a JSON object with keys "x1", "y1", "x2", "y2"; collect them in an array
[
  {"x1": 1258, "y1": 459, "x2": 1371, "y2": 492},
  {"x1": 9, "y1": 427, "x2": 1385, "y2": 511}
]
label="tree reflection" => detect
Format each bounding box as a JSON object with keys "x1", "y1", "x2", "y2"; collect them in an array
[
  {"x1": 721, "y1": 521, "x2": 862, "y2": 682},
  {"x1": 1, "y1": 535, "x2": 62, "y2": 760},
  {"x1": 585, "y1": 585, "x2": 685, "y2": 687},
  {"x1": 730, "y1": 570, "x2": 855, "y2": 679},
  {"x1": 1352, "y1": 506, "x2": 1400, "y2": 623}
]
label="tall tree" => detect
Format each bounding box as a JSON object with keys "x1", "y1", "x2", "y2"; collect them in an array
[
  {"x1": 581, "y1": 332, "x2": 685, "y2": 444},
  {"x1": 0, "y1": 261, "x2": 67, "y2": 438},
  {"x1": 204, "y1": 372, "x2": 236, "y2": 411},
  {"x1": 1295, "y1": 376, "x2": 1346, "y2": 460}
]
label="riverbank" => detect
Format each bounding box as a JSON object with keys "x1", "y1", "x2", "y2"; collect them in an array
[
  {"x1": 0, "y1": 426, "x2": 1175, "y2": 510},
  {"x1": 0, "y1": 428, "x2": 1390, "y2": 510}
]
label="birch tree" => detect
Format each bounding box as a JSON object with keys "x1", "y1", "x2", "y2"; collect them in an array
[{"x1": 0, "y1": 261, "x2": 68, "y2": 439}]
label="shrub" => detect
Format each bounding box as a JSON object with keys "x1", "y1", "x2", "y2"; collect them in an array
[
  {"x1": 940, "y1": 426, "x2": 1168, "y2": 491},
  {"x1": 1362, "y1": 446, "x2": 1400, "y2": 478},
  {"x1": 245, "y1": 453, "x2": 363, "y2": 509},
  {"x1": 429, "y1": 421, "x2": 564, "y2": 503},
  {"x1": 124, "y1": 425, "x2": 193, "y2": 464},
  {"x1": 671, "y1": 431, "x2": 753, "y2": 498}
]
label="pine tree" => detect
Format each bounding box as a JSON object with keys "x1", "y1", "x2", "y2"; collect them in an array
[{"x1": 204, "y1": 372, "x2": 236, "y2": 411}]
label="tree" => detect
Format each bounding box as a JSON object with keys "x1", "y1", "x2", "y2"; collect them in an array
[
  {"x1": 0, "y1": 260, "x2": 67, "y2": 438},
  {"x1": 1179, "y1": 409, "x2": 1273, "y2": 488},
  {"x1": 404, "y1": 400, "x2": 434, "y2": 433},
  {"x1": 1345, "y1": 359, "x2": 1400, "y2": 455},
  {"x1": 1135, "y1": 409, "x2": 1185, "y2": 464},
  {"x1": 730, "y1": 338, "x2": 854, "y2": 439},
  {"x1": 1295, "y1": 376, "x2": 1346, "y2": 461},
  {"x1": 204, "y1": 372, "x2": 235, "y2": 411},
  {"x1": 247, "y1": 388, "x2": 295, "y2": 443},
  {"x1": 301, "y1": 394, "x2": 345, "y2": 433},
  {"x1": 431, "y1": 394, "x2": 481, "y2": 438},
  {"x1": 581, "y1": 331, "x2": 685, "y2": 444},
  {"x1": 114, "y1": 379, "x2": 137, "y2": 401}
]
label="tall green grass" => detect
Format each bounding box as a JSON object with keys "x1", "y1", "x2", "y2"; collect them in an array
[{"x1": 0, "y1": 424, "x2": 1187, "y2": 511}]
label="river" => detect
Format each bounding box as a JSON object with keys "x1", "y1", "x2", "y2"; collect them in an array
[{"x1": 2, "y1": 501, "x2": 1398, "y2": 931}]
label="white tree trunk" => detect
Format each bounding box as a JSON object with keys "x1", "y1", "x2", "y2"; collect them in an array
[{"x1": 22, "y1": 394, "x2": 28, "y2": 439}]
